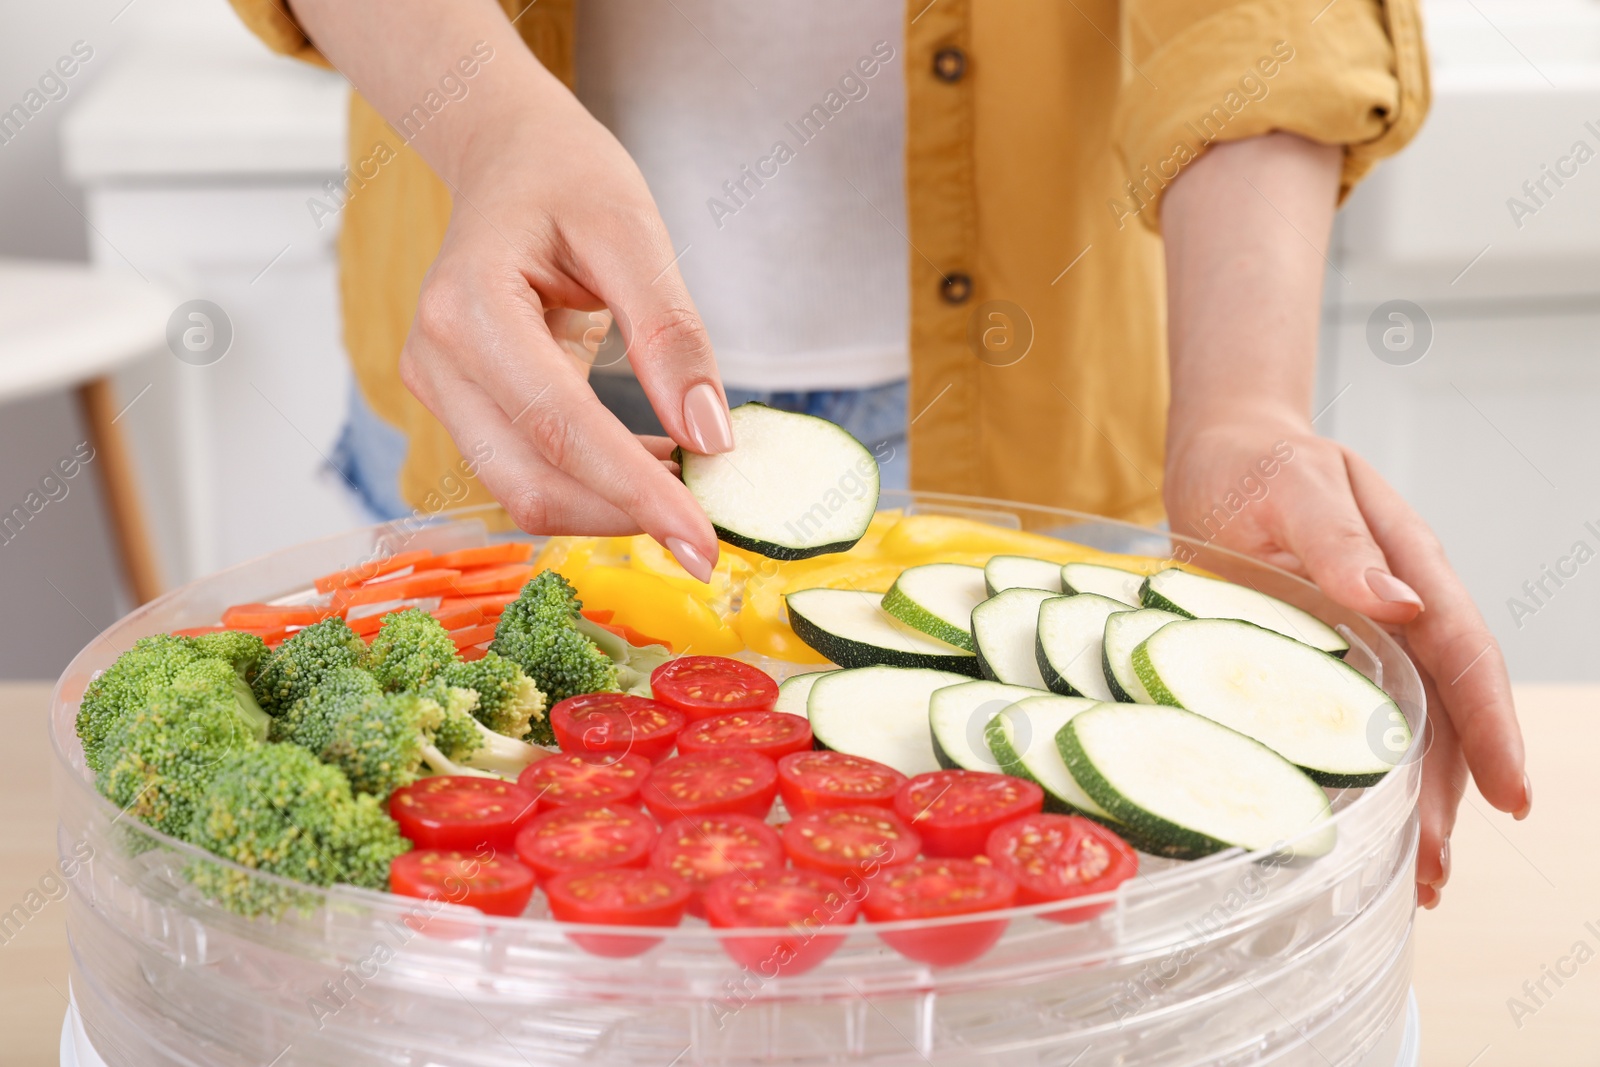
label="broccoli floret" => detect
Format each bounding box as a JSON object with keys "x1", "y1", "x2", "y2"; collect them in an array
[
  {"x1": 365, "y1": 608, "x2": 456, "y2": 692},
  {"x1": 96, "y1": 661, "x2": 267, "y2": 839},
  {"x1": 280, "y1": 666, "x2": 436, "y2": 796},
  {"x1": 184, "y1": 743, "x2": 410, "y2": 917},
  {"x1": 490, "y1": 571, "x2": 618, "y2": 702},
  {"x1": 77, "y1": 634, "x2": 201, "y2": 773},
  {"x1": 251, "y1": 617, "x2": 366, "y2": 717},
  {"x1": 417, "y1": 681, "x2": 545, "y2": 779},
  {"x1": 187, "y1": 630, "x2": 270, "y2": 681},
  {"x1": 436, "y1": 651, "x2": 549, "y2": 745}
]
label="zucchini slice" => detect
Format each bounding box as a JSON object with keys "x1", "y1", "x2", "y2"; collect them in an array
[
  {"x1": 970, "y1": 587, "x2": 1055, "y2": 688},
  {"x1": 1034, "y1": 594, "x2": 1125, "y2": 701},
  {"x1": 1140, "y1": 568, "x2": 1348, "y2": 656},
  {"x1": 983, "y1": 555, "x2": 1063, "y2": 597},
  {"x1": 786, "y1": 588, "x2": 980, "y2": 676},
  {"x1": 983, "y1": 694, "x2": 1110, "y2": 819},
  {"x1": 881, "y1": 563, "x2": 989, "y2": 651},
  {"x1": 1059, "y1": 703, "x2": 1336, "y2": 860},
  {"x1": 1060, "y1": 562, "x2": 1143, "y2": 607},
  {"x1": 1101, "y1": 608, "x2": 1183, "y2": 703},
  {"x1": 806, "y1": 666, "x2": 973, "y2": 776},
  {"x1": 1134, "y1": 618, "x2": 1405, "y2": 786},
  {"x1": 677, "y1": 403, "x2": 878, "y2": 560},
  {"x1": 775, "y1": 670, "x2": 833, "y2": 717},
  {"x1": 927, "y1": 680, "x2": 1039, "y2": 772}
]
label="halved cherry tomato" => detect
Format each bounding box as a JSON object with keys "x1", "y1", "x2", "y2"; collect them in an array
[
  {"x1": 893, "y1": 770, "x2": 1044, "y2": 858},
  {"x1": 648, "y1": 656, "x2": 778, "y2": 721},
  {"x1": 549, "y1": 693, "x2": 686, "y2": 764},
  {"x1": 429, "y1": 542, "x2": 535, "y2": 570},
  {"x1": 390, "y1": 849, "x2": 536, "y2": 917},
  {"x1": 448, "y1": 623, "x2": 499, "y2": 650},
  {"x1": 776, "y1": 751, "x2": 907, "y2": 815},
  {"x1": 221, "y1": 602, "x2": 331, "y2": 629},
  {"x1": 544, "y1": 867, "x2": 691, "y2": 958},
  {"x1": 640, "y1": 751, "x2": 778, "y2": 821},
  {"x1": 674, "y1": 710, "x2": 813, "y2": 760},
  {"x1": 648, "y1": 814, "x2": 784, "y2": 917},
  {"x1": 984, "y1": 813, "x2": 1138, "y2": 923},
  {"x1": 314, "y1": 549, "x2": 433, "y2": 593},
  {"x1": 514, "y1": 803, "x2": 659, "y2": 879},
  {"x1": 334, "y1": 568, "x2": 462, "y2": 608},
  {"x1": 517, "y1": 752, "x2": 651, "y2": 811},
  {"x1": 781, "y1": 806, "x2": 921, "y2": 879},
  {"x1": 860, "y1": 859, "x2": 1017, "y2": 966},
  {"x1": 389, "y1": 777, "x2": 540, "y2": 853},
  {"x1": 704, "y1": 869, "x2": 861, "y2": 977},
  {"x1": 449, "y1": 564, "x2": 536, "y2": 596}
]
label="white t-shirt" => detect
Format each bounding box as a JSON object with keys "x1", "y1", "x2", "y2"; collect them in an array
[{"x1": 575, "y1": 1, "x2": 908, "y2": 391}]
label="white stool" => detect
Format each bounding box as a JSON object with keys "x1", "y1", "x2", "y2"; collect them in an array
[{"x1": 0, "y1": 258, "x2": 173, "y2": 603}]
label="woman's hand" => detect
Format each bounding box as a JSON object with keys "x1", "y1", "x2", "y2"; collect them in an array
[
  {"x1": 1161, "y1": 131, "x2": 1529, "y2": 906},
  {"x1": 1164, "y1": 419, "x2": 1530, "y2": 907},
  {"x1": 288, "y1": 0, "x2": 729, "y2": 580}
]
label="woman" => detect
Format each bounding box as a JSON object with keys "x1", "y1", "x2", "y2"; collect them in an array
[{"x1": 229, "y1": 0, "x2": 1528, "y2": 907}]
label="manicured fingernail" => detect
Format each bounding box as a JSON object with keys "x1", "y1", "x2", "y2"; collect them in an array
[
  {"x1": 682, "y1": 383, "x2": 734, "y2": 454},
  {"x1": 1516, "y1": 773, "x2": 1532, "y2": 820},
  {"x1": 1366, "y1": 569, "x2": 1424, "y2": 609},
  {"x1": 1436, "y1": 838, "x2": 1451, "y2": 888},
  {"x1": 665, "y1": 536, "x2": 714, "y2": 583}
]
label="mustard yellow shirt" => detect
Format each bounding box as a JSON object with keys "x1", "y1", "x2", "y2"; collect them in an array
[{"x1": 230, "y1": 0, "x2": 1427, "y2": 526}]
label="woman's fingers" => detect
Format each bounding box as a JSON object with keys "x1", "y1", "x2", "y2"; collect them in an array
[
  {"x1": 399, "y1": 357, "x2": 649, "y2": 536},
  {"x1": 1266, "y1": 444, "x2": 1424, "y2": 627},
  {"x1": 1412, "y1": 654, "x2": 1469, "y2": 907},
  {"x1": 572, "y1": 216, "x2": 734, "y2": 458},
  {"x1": 407, "y1": 257, "x2": 720, "y2": 579},
  {"x1": 545, "y1": 307, "x2": 613, "y2": 368},
  {"x1": 1345, "y1": 451, "x2": 1529, "y2": 817}
]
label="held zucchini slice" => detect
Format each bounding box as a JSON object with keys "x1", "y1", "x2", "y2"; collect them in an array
[
  {"x1": 983, "y1": 555, "x2": 1063, "y2": 597},
  {"x1": 970, "y1": 588, "x2": 1055, "y2": 688},
  {"x1": 786, "y1": 588, "x2": 980, "y2": 675},
  {"x1": 1101, "y1": 608, "x2": 1184, "y2": 703},
  {"x1": 775, "y1": 670, "x2": 834, "y2": 717},
  {"x1": 1133, "y1": 618, "x2": 1406, "y2": 786},
  {"x1": 927, "y1": 680, "x2": 1039, "y2": 772},
  {"x1": 881, "y1": 563, "x2": 989, "y2": 651},
  {"x1": 677, "y1": 403, "x2": 879, "y2": 560},
  {"x1": 1059, "y1": 703, "x2": 1336, "y2": 860},
  {"x1": 1034, "y1": 594, "x2": 1125, "y2": 701},
  {"x1": 983, "y1": 694, "x2": 1110, "y2": 819},
  {"x1": 806, "y1": 666, "x2": 973, "y2": 776},
  {"x1": 1060, "y1": 562, "x2": 1144, "y2": 606},
  {"x1": 1140, "y1": 568, "x2": 1348, "y2": 656}
]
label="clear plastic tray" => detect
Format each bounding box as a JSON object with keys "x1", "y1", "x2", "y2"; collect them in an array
[{"x1": 51, "y1": 492, "x2": 1425, "y2": 1066}]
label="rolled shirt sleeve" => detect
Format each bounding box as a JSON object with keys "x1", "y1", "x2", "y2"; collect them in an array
[
  {"x1": 224, "y1": 0, "x2": 330, "y2": 66},
  {"x1": 1112, "y1": 0, "x2": 1430, "y2": 230}
]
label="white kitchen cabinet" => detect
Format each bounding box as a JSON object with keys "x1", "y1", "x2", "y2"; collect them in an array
[
  {"x1": 59, "y1": 19, "x2": 367, "y2": 585},
  {"x1": 1323, "y1": 0, "x2": 1600, "y2": 679}
]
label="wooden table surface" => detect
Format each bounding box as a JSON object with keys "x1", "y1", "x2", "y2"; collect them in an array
[{"x1": 2, "y1": 682, "x2": 1593, "y2": 1066}]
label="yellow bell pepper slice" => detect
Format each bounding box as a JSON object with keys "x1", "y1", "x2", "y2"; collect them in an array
[{"x1": 567, "y1": 564, "x2": 744, "y2": 655}]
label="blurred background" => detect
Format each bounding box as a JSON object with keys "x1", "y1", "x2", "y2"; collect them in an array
[{"x1": 3, "y1": 0, "x2": 1600, "y2": 684}]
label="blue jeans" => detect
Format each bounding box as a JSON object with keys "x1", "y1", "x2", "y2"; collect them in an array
[{"x1": 332, "y1": 378, "x2": 909, "y2": 521}]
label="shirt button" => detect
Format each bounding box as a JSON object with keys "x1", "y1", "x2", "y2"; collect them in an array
[
  {"x1": 933, "y1": 47, "x2": 967, "y2": 83},
  {"x1": 941, "y1": 273, "x2": 973, "y2": 305}
]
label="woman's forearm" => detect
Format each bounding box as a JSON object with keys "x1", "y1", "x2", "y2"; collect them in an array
[
  {"x1": 1160, "y1": 132, "x2": 1342, "y2": 451},
  {"x1": 286, "y1": 0, "x2": 569, "y2": 189}
]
